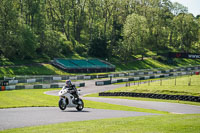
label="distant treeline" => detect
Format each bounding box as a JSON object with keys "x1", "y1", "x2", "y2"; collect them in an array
[{"x1": 0, "y1": 0, "x2": 200, "y2": 62}]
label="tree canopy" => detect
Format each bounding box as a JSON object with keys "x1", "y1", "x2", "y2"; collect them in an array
[{"x1": 0, "y1": 0, "x2": 199, "y2": 62}]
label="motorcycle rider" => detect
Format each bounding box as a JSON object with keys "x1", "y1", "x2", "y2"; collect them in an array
[{"x1": 64, "y1": 80, "x2": 79, "y2": 102}]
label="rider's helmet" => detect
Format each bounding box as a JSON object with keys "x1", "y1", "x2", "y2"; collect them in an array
[{"x1": 66, "y1": 80, "x2": 71, "y2": 87}]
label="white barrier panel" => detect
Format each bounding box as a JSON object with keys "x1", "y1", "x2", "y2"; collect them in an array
[
  {"x1": 108, "y1": 74, "x2": 114, "y2": 77},
  {"x1": 155, "y1": 75, "x2": 160, "y2": 78},
  {"x1": 148, "y1": 72, "x2": 153, "y2": 75},
  {"x1": 122, "y1": 78, "x2": 128, "y2": 82},
  {"x1": 75, "y1": 83, "x2": 80, "y2": 87},
  {"x1": 8, "y1": 80, "x2": 18, "y2": 84},
  {"x1": 173, "y1": 73, "x2": 178, "y2": 76},
  {"x1": 144, "y1": 76, "x2": 150, "y2": 79},
  {"x1": 134, "y1": 77, "x2": 140, "y2": 80},
  {"x1": 111, "y1": 80, "x2": 117, "y2": 84},
  {"x1": 96, "y1": 82, "x2": 104, "y2": 86},
  {"x1": 6, "y1": 86, "x2": 16, "y2": 90},
  {"x1": 173, "y1": 69, "x2": 177, "y2": 72},
  {"x1": 69, "y1": 77, "x2": 77, "y2": 80},
  {"x1": 164, "y1": 74, "x2": 169, "y2": 77},
  {"x1": 157, "y1": 71, "x2": 161, "y2": 74},
  {"x1": 58, "y1": 83, "x2": 65, "y2": 88},
  {"x1": 182, "y1": 72, "x2": 186, "y2": 75},
  {"x1": 27, "y1": 79, "x2": 36, "y2": 83},
  {"x1": 129, "y1": 73, "x2": 135, "y2": 76},
  {"x1": 187, "y1": 68, "x2": 191, "y2": 71},
  {"x1": 139, "y1": 72, "x2": 144, "y2": 75},
  {"x1": 25, "y1": 85, "x2": 34, "y2": 89},
  {"x1": 42, "y1": 84, "x2": 51, "y2": 88},
  {"x1": 84, "y1": 76, "x2": 91, "y2": 80},
  {"x1": 119, "y1": 74, "x2": 124, "y2": 77},
  {"x1": 165, "y1": 70, "x2": 170, "y2": 73},
  {"x1": 53, "y1": 77, "x2": 62, "y2": 80}
]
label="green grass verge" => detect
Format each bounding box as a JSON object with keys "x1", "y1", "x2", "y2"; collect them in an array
[
  {"x1": 1, "y1": 58, "x2": 200, "y2": 77},
  {"x1": 0, "y1": 89, "x2": 167, "y2": 114},
  {"x1": 1, "y1": 114, "x2": 200, "y2": 133},
  {"x1": 114, "y1": 58, "x2": 200, "y2": 71},
  {"x1": 0, "y1": 89, "x2": 59, "y2": 108},
  {"x1": 109, "y1": 75, "x2": 200, "y2": 96},
  {"x1": 86, "y1": 93, "x2": 200, "y2": 106},
  {"x1": 0, "y1": 64, "x2": 71, "y2": 77}
]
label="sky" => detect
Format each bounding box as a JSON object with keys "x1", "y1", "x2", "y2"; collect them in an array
[{"x1": 170, "y1": 0, "x2": 200, "y2": 16}]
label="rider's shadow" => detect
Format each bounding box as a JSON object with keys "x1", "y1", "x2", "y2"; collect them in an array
[{"x1": 62, "y1": 110, "x2": 90, "y2": 113}]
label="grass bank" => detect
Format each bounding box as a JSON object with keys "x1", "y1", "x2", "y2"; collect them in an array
[
  {"x1": 114, "y1": 58, "x2": 200, "y2": 71},
  {"x1": 109, "y1": 75, "x2": 200, "y2": 96},
  {"x1": 1, "y1": 114, "x2": 200, "y2": 133},
  {"x1": 86, "y1": 93, "x2": 200, "y2": 106},
  {"x1": 0, "y1": 89, "x2": 167, "y2": 114},
  {"x1": 1, "y1": 58, "x2": 200, "y2": 77}
]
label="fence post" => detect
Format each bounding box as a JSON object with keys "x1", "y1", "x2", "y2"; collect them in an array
[
  {"x1": 188, "y1": 77, "x2": 191, "y2": 86},
  {"x1": 160, "y1": 79, "x2": 162, "y2": 86},
  {"x1": 175, "y1": 77, "x2": 176, "y2": 86}
]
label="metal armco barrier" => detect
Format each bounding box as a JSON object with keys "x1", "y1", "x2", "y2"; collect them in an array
[
  {"x1": 1, "y1": 82, "x2": 85, "y2": 91},
  {"x1": 4, "y1": 65, "x2": 200, "y2": 85},
  {"x1": 95, "y1": 72, "x2": 196, "y2": 86},
  {"x1": 99, "y1": 92, "x2": 200, "y2": 102}
]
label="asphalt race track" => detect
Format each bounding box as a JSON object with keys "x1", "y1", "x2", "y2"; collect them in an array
[
  {"x1": 0, "y1": 107, "x2": 157, "y2": 131},
  {"x1": 46, "y1": 80, "x2": 200, "y2": 114},
  {"x1": 0, "y1": 80, "x2": 200, "y2": 131}
]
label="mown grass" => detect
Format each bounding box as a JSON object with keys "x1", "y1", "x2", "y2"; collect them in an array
[
  {"x1": 86, "y1": 93, "x2": 200, "y2": 106},
  {"x1": 0, "y1": 89, "x2": 167, "y2": 114},
  {"x1": 0, "y1": 64, "x2": 71, "y2": 78},
  {"x1": 1, "y1": 114, "x2": 200, "y2": 133},
  {"x1": 108, "y1": 75, "x2": 200, "y2": 96},
  {"x1": 85, "y1": 75, "x2": 200, "y2": 106},
  {"x1": 0, "y1": 89, "x2": 59, "y2": 108},
  {"x1": 1, "y1": 58, "x2": 200, "y2": 77},
  {"x1": 114, "y1": 58, "x2": 200, "y2": 71}
]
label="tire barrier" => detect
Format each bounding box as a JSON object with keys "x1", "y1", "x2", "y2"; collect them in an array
[
  {"x1": 95, "y1": 72, "x2": 197, "y2": 86},
  {"x1": 3, "y1": 65, "x2": 200, "y2": 85},
  {"x1": 99, "y1": 92, "x2": 200, "y2": 102},
  {"x1": 0, "y1": 82, "x2": 85, "y2": 91}
]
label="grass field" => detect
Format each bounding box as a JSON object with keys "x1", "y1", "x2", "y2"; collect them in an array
[
  {"x1": 108, "y1": 75, "x2": 200, "y2": 96},
  {"x1": 0, "y1": 87, "x2": 200, "y2": 132},
  {"x1": 0, "y1": 89, "x2": 167, "y2": 114},
  {"x1": 1, "y1": 58, "x2": 200, "y2": 78},
  {"x1": 0, "y1": 64, "x2": 70, "y2": 78},
  {"x1": 1, "y1": 114, "x2": 200, "y2": 133},
  {"x1": 114, "y1": 58, "x2": 200, "y2": 71},
  {"x1": 85, "y1": 93, "x2": 200, "y2": 106}
]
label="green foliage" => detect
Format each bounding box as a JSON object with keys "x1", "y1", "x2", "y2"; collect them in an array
[
  {"x1": 0, "y1": 0, "x2": 199, "y2": 62},
  {"x1": 2, "y1": 114, "x2": 200, "y2": 133},
  {"x1": 89, "y1": 36, "x2": 108, "y2": 58},
  {"x1": 121, "y1": 13, "x2": 149, "y2": 62},
  {"x1": 0, "y1": 89, "x2": 167, "y2": 114},
  {"x1": 172, "y1": 14, "x2": 199, "y2": 52},
  {"x1": 108, "y1": 75, "x2": 200, "y2": 96},
  {"x1": 17, "y1": 25, "x2": 38, "y2": 59}
]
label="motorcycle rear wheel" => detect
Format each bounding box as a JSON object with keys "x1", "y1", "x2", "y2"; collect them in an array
[
  {"x1": 76, "y1": 99, "x2": 84, "y2": 111},
  {"x1": 59, "y1": 99, "x2": 67, "y2": 110}
]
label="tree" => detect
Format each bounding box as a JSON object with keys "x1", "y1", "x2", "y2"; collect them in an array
[
  {"x1": 172, "y1": 14, "x2": 199, "y2": 52},
  {"x1": 121, "y1": 13, "x2": 149, "y2": 63},
  {"x1": 171, "y1": 2, "x2": 188, "y2": 16}
]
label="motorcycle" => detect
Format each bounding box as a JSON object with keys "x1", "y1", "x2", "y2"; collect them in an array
[{"x1": 58, "y1": 86, "x2": 84, "y2": 111}]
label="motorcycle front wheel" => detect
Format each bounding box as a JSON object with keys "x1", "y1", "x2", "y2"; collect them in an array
[
  {"x1": 76, "y1": 99, "x2": 84, "y2": 111},
  {"x1": 59, "y1": 99, "x2": 67, "y2": 110}
]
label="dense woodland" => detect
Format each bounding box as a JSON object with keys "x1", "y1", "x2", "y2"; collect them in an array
[{"x1": 0, "y1": 0, "x2": 200, "y2": 63}]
